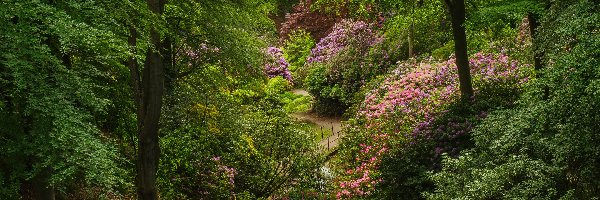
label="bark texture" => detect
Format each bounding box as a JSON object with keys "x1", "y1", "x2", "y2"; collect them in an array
[
  {"x1": 446, "y1": 0, "x2": 474, "y2": 99},
  {"x1": 134, "y1": 0, "x2": 165, "y2": 199}
]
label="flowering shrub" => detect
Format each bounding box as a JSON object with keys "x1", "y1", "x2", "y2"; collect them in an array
[
  {"x1": 264, "y1": 47, "x2": 293, "y2": 82},
  {"x1": 335, "y1": 52, "x2": 531, "y2": 198},
  {"x1": 307, "y1": 19, "x2": 382, "y2": 64},
  {"x1": 211, "y1": 156, "x2": 237, "y2": 190},
  {"x1": 303, "y1": 19, "x2": 390, "y2": 115}
]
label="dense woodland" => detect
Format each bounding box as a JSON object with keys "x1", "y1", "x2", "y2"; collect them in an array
[{"x1": 0, "y1": 0, "x2": 599, "y2": 199}]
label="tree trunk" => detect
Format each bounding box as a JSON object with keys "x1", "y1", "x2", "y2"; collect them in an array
[
  {"x1": 448, "y1": 0, "x2": 473, "y2": 99},
  {"x1": 136, "y1": 0, "x2": 165, "y2": 199},
  {"x1": 128, "y1": 26, "x2": 142, "y2": 156},
  {"x1": 527, "y1": 12, "x2": 549, "y2": 99},
  {"x1": 32, "y1": 168, "x2": 55, "y2": 200},
  {"x1": 527, "y1": 12, "x2": 543, "y2": 71},
  {"x1": 408, "y1": 0, "x2": 415, "y2": 58},
  {"x1": 408, "y1": 22, "x2": 414, "y2": 58}
]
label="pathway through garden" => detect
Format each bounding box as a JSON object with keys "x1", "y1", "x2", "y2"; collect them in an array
[{"x1": 290, "y1": 89, "x2": 343, "y2": 152}]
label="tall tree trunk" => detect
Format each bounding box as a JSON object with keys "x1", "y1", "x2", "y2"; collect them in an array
[
  {"x1": 408, "y1": 22, "x2": 414, "y2": 57},
  {"x1": 527, "y1": 12, "x2": 543, "y2": 71},
  {"x1": 408, "y1": 0, "x2": 415, "y2": 58},
  {"x1": 128, "y1": 26, "x2": 142, "y2": 155},
  {"x1": 446, "y1": 0, "x2": 473, "y2": 99},
  {"x1": 527, "y1": 12, "x2": 549, "y2": 99},
  {"x1": 136, "y1": 0, "x2": 165, "y2": 199}
]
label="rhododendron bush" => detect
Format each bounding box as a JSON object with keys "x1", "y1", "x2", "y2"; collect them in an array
[
  {"x1": 264, "y1": 47, "x2": 293, "y2": 82},
  {"x1": 307, "y1": 19, "x2": 382, "y2": 64},
  {"x1": 334, "y1": 53, "x2": 532, "y2": 198},
  {"x1": 303, "y1": 19, "x2": 394, "y2": 115}
]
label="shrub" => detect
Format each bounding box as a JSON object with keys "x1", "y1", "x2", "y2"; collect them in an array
[
  {"x1": 265, "y1": 76, "x2": 292, "y2": 95},
  {"x1": 283, "y1": 30, "x2": 315, "y2": 72},
  {"x1": 335, "y1": 52, "x2": 531, "y2": 199},
  {"x1": 158, "y1": 63, "x2": 322, "y2": 199},
  {"x1": 264, "y1": 47, "x2": 293, "y2": 82},
  {"x1": 427, "y1": 1, "x2": 600, "y2": 199},
  {"x1": 307, "y1": 19, "x2": 381, "y2": 64},
  {"x1": 303, "y1": 19, "x2": 391, "y2": 115},
  {"x1": 283, "y1": 30, "x2": 316, "y2": 86}
]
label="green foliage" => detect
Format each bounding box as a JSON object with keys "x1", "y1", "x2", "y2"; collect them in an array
[
  {"x1": 281, "y1": 92, "x2": 313, "y2": 113},
  {"x1": 468, "y1": 0, "x2": 544, "y2": 27},
  {"x1": 305, "y1": 63, "x2": 348, "y2": 116},
  {"x1": 265, "y1": 76, "x2": 292, "y2": 95},
  {"x1": 0, "y1": 0, "x2": 284, "y2": 198},
  {"x1": 0, "y1": 1, "x2": 134, "y2": 198},
  {"x1": 465, "y1": 0, "x2": 544, "y2": 62},
  {"x1": 284, "y1": 30, "x2": 316, "y2": 86},
  {"x1": 311, "y1": 0, "x2": 411, "y2": 18},
  {"x1": 158, "y1": 68, "x2": 323, "y2": 199},
  {"x1": 305, "y1": 63, "x2": 328, "y2": 97},
  {"x1": 385, "y1": 0, "x2": 451, "y2": 57},
  {"x1": 379, "y1": 82, "x2": 524, "y2": 199},
  {"x1": 264, "y1": 76, "x2": 313, "y2": 113},
  {"x1": 428, "y1": 1, "x2": 600, "y2": 199},
  {"x1": 334, "y1": 49, "x2": 532, "y2": 198},
  {"x1": 1, "y1": 0, "x2": 598, "y2": 199},
  {"x1": 431, "y1": 41, "x2": 455, "y2": 60},
  {"x1": 284, "y1": 30, "x2": 316, "y2": 72},
  {"x1": 165, "y1": 0, "x2": 276, "y2": 80},
  {"x1": 311, "y1": 44, "x2": 394, "y2": 114}
]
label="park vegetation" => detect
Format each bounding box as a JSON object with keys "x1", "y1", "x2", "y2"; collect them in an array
[{"x1": 0, "y1": 0, "x2": 598, "y2": 199}]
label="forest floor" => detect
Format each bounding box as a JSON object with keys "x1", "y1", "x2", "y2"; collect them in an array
[{"x1": 290, "y1": 89, "x2": 343, "y2": 151}]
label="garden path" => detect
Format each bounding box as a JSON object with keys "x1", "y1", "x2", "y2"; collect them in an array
[{"x1": 290, "y1": 89, "x2": 343, "y2": 151}]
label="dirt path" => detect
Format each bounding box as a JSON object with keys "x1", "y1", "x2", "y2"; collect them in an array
[
  {"x1": 291, "y1": 89, "x2": 343, "y2": 151},
  {"x1": 291, "y1": 89, "x2": 310, "y2": 96}
]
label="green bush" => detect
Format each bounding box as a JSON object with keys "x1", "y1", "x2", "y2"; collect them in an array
[
  {"x1": 265, "y1": 76, "x2": 292, "y2": 95},
  {"x1": 159, "y1": 71, "x2": 322, "y2": 199},
  {"x1": 427, "y1": 1, "x2": 600, "y2": 199},
  {"x1": 283, "y1": 30, "x2": 316, "y2": 86},
  {"x1": 304, "y1": 63, "x2": 347, "y2": 116},
  {"x1": 431, "y1": 41, "x2": 454, "y2": 60},
  {"x1": 284, "y1": 30, "x2": 315, "y2": 72},
  {"x1": 281, "y1": 92, "x2": 313, "y2": 113},
  {"x1": 304, "y1": 42, "x2": 394, "y2": 115}
]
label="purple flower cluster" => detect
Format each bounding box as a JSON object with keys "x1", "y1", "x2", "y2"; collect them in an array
[
  {"x1": 264, "y1": 47, "x2": 293, "y2": 82},
  {"x1": 307, "y1": 19, "x2": 382, "y2": 64},
  {"x1": 178, "y1": 43, "x2": 221, "y2": 69},
  {"x1": 212, "y1": 156, "x2": 237, "y2": 187}
]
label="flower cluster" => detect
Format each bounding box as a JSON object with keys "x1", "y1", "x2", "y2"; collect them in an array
[
  {"x1": 177, "y1": 43, "x2": 221, "y2": 70},
  {"x1": 516, "y1": 17, "x2": 533, "y2": 47},
  {"x1": 336, "y1": 53, "x2": 530, "y2": 198},
  {"x1": 212, "y1": 156, "x2": 237, "y2": 187},
  {"x1": 264, "y1": 47, "x2": 293, "y2": 82},
  {"x1": 307, "y1": 19, "x2": 382, "y2": 64}
]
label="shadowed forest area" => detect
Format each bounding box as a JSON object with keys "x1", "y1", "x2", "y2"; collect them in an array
[{"x1": 0, "y1": 0, "x2": 599, "y2": 199}]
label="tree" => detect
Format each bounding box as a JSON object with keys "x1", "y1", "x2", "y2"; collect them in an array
[
  {"x1": 0, "y1": 1, "x2": 128, "y2": 198},
  {"x1": 444, "y1": 0, "x2": 474, "y2": 99},
  {"x1": 466, "y1": 0, "x2": 545, "y2": 69},
  {"x1": 130, "y1": 0, "x2": 278, "y2": 198},
  {"x1": 129, "y1": 0, "x2": 166, "y2": 199}
]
